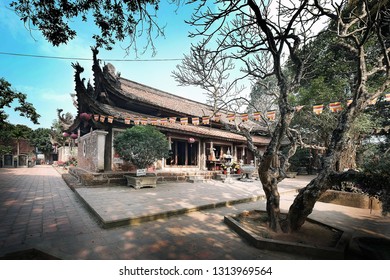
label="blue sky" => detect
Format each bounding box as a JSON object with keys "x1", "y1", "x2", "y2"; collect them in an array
[{"x1": 0, "y1": 1, "x2": 215, "y2": 129}]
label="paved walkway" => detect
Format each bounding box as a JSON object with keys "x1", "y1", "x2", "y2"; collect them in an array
[
  {"x1": 0, "y1": 165, "x2": 389, "y2": 260},
  {"x1": 74, "y1": 175, "x2": 307, "y2": 228}
]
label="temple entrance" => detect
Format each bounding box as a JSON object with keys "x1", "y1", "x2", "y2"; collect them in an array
[
  {"x1": 166, "y1": 139, "x2": 198, "y2": 166},
  {"x1": 237, "y1": 146, "x2": 254, "y2": 164}
]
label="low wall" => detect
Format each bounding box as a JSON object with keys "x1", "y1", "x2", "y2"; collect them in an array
[
  {"x1": 319, "y1": 190, "x2": 382, "y2": 210},
  {"x1": 68, "y1": 167, "x2": 217, "y2": 186}
]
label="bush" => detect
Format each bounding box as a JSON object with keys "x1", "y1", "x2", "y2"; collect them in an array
[
  {"x1": 65, "y1": 157, "x2": 77, "y2": 166},
  {"x1": 113, "y1": 126, "x2": 169, "y2": 170},
  {"x1": 360, "y1": 152, "x2": 390, "y2": 214}
]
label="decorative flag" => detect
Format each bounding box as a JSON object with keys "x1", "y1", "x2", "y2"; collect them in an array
[
  {"x1": 125, "y1": 117, "x2": 131, "y2": 125},
  {"x1": 192, "y1": 117, "x2": 200, "y2": 126},
  {"x1": 159, "y1": 118, "x2": 168, "y2": 126},
  {"x1": 347, "y1": 99, "x2": 353, "y2": 107},
  {"x1": 141, "y1": 118, "x2": 148, "y2": 125},
  {"x1": 202, "y1": 116, "x2": 210, "y2": 125},
  {"x1": 180, "y1": 117, "x2": 188, "y2": 125},
  {"x1": 107, "y1": 116, "x2": 114, "y2": 123},
  {"x1": 295, "y1": 105, "x2": 304, "y2": 112},
  {"x1": 313, "y1": 105, "x2": 324, "y2": 115},
  {"x1": 266, "y1": 111, "x2": 276, "y2": 121},
  {"x1": 214, "y1": 114, "x2": 221, "y2": 122},
  {"x1": 329, "y1": 102, "x2": 342, "y2": 112},
  {"x1": 386, "y1": 93, "x2": 390, "y2": 102},
  {"x1": 253, "y1": 112, "x2": 261, "y2": 121},
  {"x1": 99, "y1": 115, "x2": 106, "y2": 122},
  {"x1": 93, "y1": 114, "x2": 99, "y2": 121},
  {"x1": 227, "y1": 113, "x2": 235, "y2": 122},
  {"x1": 150, "y1": 118, "x2": 158, "y2": 125},
  {"x1": 169, "y1": 117, "x2": 176, "y2": 123},
  {"x1": 369, "y1": 97, "x2": 378, "y2": 105},
  {"x1": 241, "y1": 113, "x2": 248, "y2": 122},
  {"x1": 133, "y1": 117, "x2": 140, "y2": 125}
]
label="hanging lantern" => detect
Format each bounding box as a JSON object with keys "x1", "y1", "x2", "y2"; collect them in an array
[
  {"x1": 62, "y1": 132, "x2": 70, "y2": 137},
  {"x1": 79, "y1": 112, "x2": 91, "y2": 121},
  {"x1": 188, "y1": 137, "x2": 195, "y2": 144},
  {"x1": 70, "y1": 133, "x2": 78, "y2": 139}
]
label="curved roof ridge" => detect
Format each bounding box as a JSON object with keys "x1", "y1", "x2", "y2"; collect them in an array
[{"x1": 118, "y1": 77, "x2": 214, "y2": 111}]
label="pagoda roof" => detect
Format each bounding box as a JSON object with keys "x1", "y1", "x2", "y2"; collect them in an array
[
  {"x1": 118, "y1": 77, "x2": 215, "y2": 118},
  {"x1": 97, "y1": 60, "x2": 266, "y2": 131},
  {"x1": 66, "y1": 49, "x2": 269, "y2": 146}
]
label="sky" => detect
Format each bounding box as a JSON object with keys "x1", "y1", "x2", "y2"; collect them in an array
[
  {"x1": 0, "y1": 1, "x2": 330, "y2": 130},
  {"x1": 0, "y1": 1, "x2": 220, "y2": 129}
]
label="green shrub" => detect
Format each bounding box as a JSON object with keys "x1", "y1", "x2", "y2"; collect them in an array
[{"x1": 113, "y1": 126, "x2": 169, "y2": 170}]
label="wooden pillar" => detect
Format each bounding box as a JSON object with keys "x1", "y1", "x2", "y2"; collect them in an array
[
  {"x1": 199, "y1": 140, "x2": 204, "y2": 170},
  {"x1": 185, "y1": 142, "x2": 188, "y2": 165},
  {"x1": 174, "y1": 141, "x2": 178, "y2": 165}
]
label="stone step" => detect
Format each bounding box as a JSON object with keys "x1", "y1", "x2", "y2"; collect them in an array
[{"x1": 187, "y1": 175, "x2": 208, "y2": 183}]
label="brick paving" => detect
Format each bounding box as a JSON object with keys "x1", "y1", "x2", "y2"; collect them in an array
[
  {"x1": 0, "y1": 165, "x2": 389, "y2": 260},
  {"x1": 74, "y1": 176, "x2": 305, "y2": 228}
]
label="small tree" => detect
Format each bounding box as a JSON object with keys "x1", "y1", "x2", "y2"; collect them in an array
[
  {"x1": 30, "y1": 128, "x2": 53, "y2": 161},
  {"x1": 113, "y1": 126, "x2": 169, "y2": 172}
]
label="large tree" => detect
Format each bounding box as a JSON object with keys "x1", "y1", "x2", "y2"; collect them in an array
[
  {"x1": 288, "y1": 0, "x2": 390, "y2": 230},
  {"x1": 175, "y1": 0, "x2": 390, "y2": 232},
  {"x1": 30, "y1": 128, "x2": 53, "y2": 160},
  {"x1": 10, "y1": 124, "x2": 33, "y2": 167},
  {"x1": 175, "y1": 0, "x2": 318, "y2": 232},
  {"x1": 286, "y1": 24, "x2": 386, "y2": 172}
]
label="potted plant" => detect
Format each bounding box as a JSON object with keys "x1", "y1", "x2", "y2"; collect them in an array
[
  {"x1": 113, "y1": 126, "x2": 169, "y2": 189},
  {"x1": 232, "y1": 162, "x2": 241, "y2": 174},
  {"x1": 221, "y1": 163, "x2": 227, "y2": 174}
]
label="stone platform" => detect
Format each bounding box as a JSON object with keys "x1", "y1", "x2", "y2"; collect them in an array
[
  {"x1": 74, "y1": 179, "x2": 303, "y2": 228},
  {"x1": 68, "y1": 167, "x2": 218, "y2": 186}
]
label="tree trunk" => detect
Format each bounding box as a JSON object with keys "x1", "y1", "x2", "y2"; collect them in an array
[
  {"x1": 286, "y1": 171, "x2": 333, "y2": 231},
  {"x1": 259, "y1": 168, "x2": 282, "y2": 232},
  {"x1": 284, "y1": 28, "x2": 378, "y2": 231},
  {"x1": 337, "y1": 138, "x2": 357, "y2": 170},
  {"x1": 287, "y1": 110, "x2": 353, "y2": 231}
]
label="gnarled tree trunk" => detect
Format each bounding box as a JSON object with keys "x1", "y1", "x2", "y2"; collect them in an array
[
  {"x1": 338, "y1": 138, "x2": 357, "y2": 171},
  {"x1": 287, "y1": 44, "x2": 373, "y2": 231},
  {"x1": 259, "y1": 166, "x2": 282, "y2": 232}
]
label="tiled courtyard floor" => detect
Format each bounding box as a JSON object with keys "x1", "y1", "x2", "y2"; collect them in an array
[{"x1": 0, "y1": 165, "x2": 389, "y2": 260}]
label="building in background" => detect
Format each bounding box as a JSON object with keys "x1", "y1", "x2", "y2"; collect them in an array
[{"x1": 62, "y1": 50, "x2": 270, "y2": 182}]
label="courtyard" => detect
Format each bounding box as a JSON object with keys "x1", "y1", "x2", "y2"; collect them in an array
[{"x1": 0, "y1": 165, "x2": 389, "y2": 260}]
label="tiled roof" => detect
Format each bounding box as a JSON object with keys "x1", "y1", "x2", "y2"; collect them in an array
[
  {"x1": 117, "y1": 78, "x2": 266, "y2": 132},
  {"x1": 119, "y1": 78, "x2": 215, "y2": 116},
  {"x1": 100, "y1": 103, "x2": 269, "y2": 145}
]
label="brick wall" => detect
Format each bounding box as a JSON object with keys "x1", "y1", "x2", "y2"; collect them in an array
[{"x1": 78, "y1": 130, "x2": 108, "y2": 172}]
